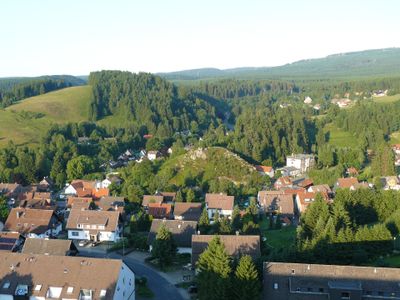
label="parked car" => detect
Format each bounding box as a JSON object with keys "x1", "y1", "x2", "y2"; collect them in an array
[{"x1": 78, "y1": 240, "x2": 88, "y2": 247}]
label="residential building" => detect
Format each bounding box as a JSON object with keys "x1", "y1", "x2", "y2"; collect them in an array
[
  {"x1": 205, "y1": 193, "x2": 234, "y2": 219},
  {"x1": 335, "y1": 177, "x2": 368, "y2": 191},
  {"x1": 274, "y1": 176, "x2": 293, "y2": 190},
  {"x1": 255, "y1": 165, "x2": 275, "y2": 178},
  {"x1": 0, "y1": 232, "x2": 24, "y2": 252},
  {"x1": 22, "y1": 238, "x2": 78, "y2": 256},
  {"x1": 147, "y1": 150, "x2": 160, "y2": 161},
  {"x1": 191, "y1": 235, "x2": 261, "y2": 267},
  {"x1": 263, "y1": 262, "x2": 400, "y2": 300},
  {"x1": 142, "y1": 191, "x2": 176, "y2": 207},
  {"x1": 0, "y1": 253, "x2": 135, "y2": 299},
  {"x1": 381, "y1": 176, "x2": 400, "y2": 191},
  {"x1": 38, "y1": 176, "x2": 54, "y2": 192},
  {"x1": 278, "y1": 166, "x2": 301, "y2": 177},
  {"x1": 173, "y1": 202, "x2": 202, "y2": 221},
  {"x1": 147, "y1": 203, "x2": 172, "y2": 219},
  {"x1": 64, "y1": 180, "x2": 109, "y2": 199},
  {"x1": 101, "y1": 175, "x2": 122, "y2": 189},
  {"x1": 257, "y1": 191, "x2": 295, "y2": 218},
  {"x1": 66, "y1": 209, "x2": 122, "y2": 242},
  {"x1": 67, "y1": 197, "x2": 92, "y2": 210},
  {"x1": 295, "y1": 191, "x2": 330, "y2": 214},
  {"x1": 308, "y1": 184, "x2": 332, "y2": 195},
  {"x1": 286, "y1": 154, "x2": 315, "y2": 174},
  {"x1": 0, "y1": 183, "x2": 23, "y2": 199},
  {"x1": 147, "y1": 219, "x2": 197, "y2": 253},
  {"x1": 98, "y1": 196, "x2": 125, "y2": 213},
  {"x1": 4, "y1": 208, "x2": 62, "y2": 238}
]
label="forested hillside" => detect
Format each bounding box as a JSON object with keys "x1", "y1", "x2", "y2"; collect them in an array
[
  {"x1": 160, "y1": 48, "x2": 400, "y2": 80},
  {"x1": 88, "y1": 71, "x2": 223, "y2": 135}
]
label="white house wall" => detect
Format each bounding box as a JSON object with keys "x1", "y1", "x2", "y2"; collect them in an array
[{"x1": 113, "y1": 263, "x2": 135, "y2": 300}]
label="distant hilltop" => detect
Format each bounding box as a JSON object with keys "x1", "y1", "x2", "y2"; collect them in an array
[{"x1": 158, "y1": 48, "x2": 400, "y2": 81}]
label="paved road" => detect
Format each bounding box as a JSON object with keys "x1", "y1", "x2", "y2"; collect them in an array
[{"x1": 78, "y1": 249, "x2": 184, "y2": 300}]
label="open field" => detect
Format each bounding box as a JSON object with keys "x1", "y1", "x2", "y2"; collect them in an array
[
  {"x1": 324, "y1": 123, "x2": 359, "y2": 148},
  {"x1": 7, "y1": 85, "x2": 92, "y2": 123},
  {"x1": 0, "y1": 86, "x2": 92, "y2": 147},
  {"x1": 372, "y1": 93, "x2": 400, "y2": 104}
]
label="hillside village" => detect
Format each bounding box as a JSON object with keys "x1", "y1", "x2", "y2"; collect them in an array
[{"x1": 1, "y1": 139, "x2": 400, "y2": 300}]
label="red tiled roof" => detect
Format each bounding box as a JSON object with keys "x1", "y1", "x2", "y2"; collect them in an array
[
  {"x1": 255, "y1": 165, "x2": 273, "y2": 173},
  {"x1": 337, "y1": 177, "x2": 359, "y2": 188},
  {"x1": 148, "y1": 203, "x2": 172, "y2": 219}
]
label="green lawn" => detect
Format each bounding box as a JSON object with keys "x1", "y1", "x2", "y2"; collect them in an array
[
  {"x1": 324, "y1": 123, "x2": 359, "y2": 148},
  {"x1": 260, "y1": 217, "x2": 297, "y2": 249},
  {"x1": 372, "y1": 93, "x2": 400, "y2": 104},
  {"x1": 390, "y1": 131, "x2": 400, "y2": 144}
]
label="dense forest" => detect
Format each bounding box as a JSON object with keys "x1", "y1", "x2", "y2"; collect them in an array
[{"x1": 0, "y1": 75, "x2": 85, "y2": 107}]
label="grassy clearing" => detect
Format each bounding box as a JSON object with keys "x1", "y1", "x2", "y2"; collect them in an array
[
  {"x1": 324, "y1": 123, "x2": 359, "y2": 148},
  {"x1": 390, "y1": 131, "x2": 400, "y2": 144},
  {"x1": 372, "y1": 94, "x2": 400, "y2": 104},
  {"x1": 0, "y1": 86, "x2": 92, "y2": 147},
  {"x1": 260, "y1": 217, "x2": 297, "y2": 249}
]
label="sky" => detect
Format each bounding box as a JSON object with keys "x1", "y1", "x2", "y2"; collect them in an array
[{"x1": 0, "y1": 0, "x2": 399, "y2": 77}]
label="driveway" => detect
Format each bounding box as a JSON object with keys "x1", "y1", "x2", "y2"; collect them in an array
[{"x1": 77, "y1": 248, "x2": 185, "y2": 300}]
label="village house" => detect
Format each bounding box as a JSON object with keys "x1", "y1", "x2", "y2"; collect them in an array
[
  {"x1": 308, "y1": 184, "x2": 332, "y2": 195},
  {"x1": 295, "y1": 191, "x2": 330, "y2": 214},
  {"x1": 278, "y1": 166, "x2": 300, "y2": 177},
  {"x1": 286, "y1": 154, "x2": 315, "y2": 174},
  {"x1": 335, "y1": 177, "x2": 369, "y2": 191},
  {"x1": 142, "y1": 191, "x2": 176, "y2": 208},
  {"x1": 346, "y1": 167, "x2": 359, "y2": 177},
  {"x1": 148, "y1": 219, "x2": 198, "y2": 254},
  {"x1": 255, "y1": 165, "x2": 275, "y2": 178},
  {"x1": 101, "y1": 175, "x2": 122, "y2": 189},
  {"x1": 274, "y1": 176, "x2": 293, "y2": 190},
  {"x1": 257, "y1": 191, "x2": 295, "y2": 219},
  {"x1": 173, "y1": 202, "x2": 202, "y2": 221},
  {"x1": 64, "y1": 180, "x2": 109, "y2": 199},
  {"x1": 381, "y1": 176, "x2": 400, "y2": 191},
  {"x1": 147, "y1": 150, "x2": 160, "y2": 161},
  {"x1": 4, "y1": 208, "x2": 62, "y2": 238},
  {"x1": 98, "y1": 196, "x2": 125, "y2": 213},
  {"x1": 295, "y1": 178, "x2": 313, "y2": 189},
  {"x1": 22, "y1": 238, "x2": 78, "y2": 256},
  {"x1": 38, "y1": 176, "x2": 54, "y2": 192},
  {"x1": 0, "y1": 183, "x2": 23, "y2": 200},
  {"x1": 67, "y1": 196, "x2": 93, "y2": 210},
  {"x1": 205, "y1": 193, "x2": 234, "y2": 219},
  {"x1": 263, "y1": 262, "x2": 400, "y2": 300},
  {"x1": 0, "y1": 231, "x2": 24, "y2": 252},
  {"x1": 0, "y1": 253, "x2": 135, "y2": 299},
  {"x1": 147, "y1": 203, "x2": 172, "y2": 219},
  {"x1": 191, "y1": 235, "x2": 261, "y2": 267},
  {"x1": 66, "y1": 209, "x2": 122, "y2": 243}
]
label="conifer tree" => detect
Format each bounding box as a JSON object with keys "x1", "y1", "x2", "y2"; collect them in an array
[
  {"x1": 199, "y1": 208, "x2": 210, "y2": 233},
  {"x1": 197, "y1": 236, "x2": 232, "y2": 300},
  {"x1": 233, "y1": 255, "x2": 260, "y2": 300},
  {"x1": 151, "y1": 224, "x2": 177, "y2": 269}
]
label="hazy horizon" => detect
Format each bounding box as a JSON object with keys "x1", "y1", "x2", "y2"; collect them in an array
[{"x1": 1, "y1": 0, "x2": 399, "y2": 77}]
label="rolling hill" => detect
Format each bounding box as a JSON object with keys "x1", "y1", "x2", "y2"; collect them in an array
[
  {"x1": 159, "y1": 48, "x2": 400, "y2": 81},
  {"x1": 161, "y1": 147, "x2": 258, "y2": 187},
  {"x1": 0, "y1": 86, "x2": 92, "y2": 146}
]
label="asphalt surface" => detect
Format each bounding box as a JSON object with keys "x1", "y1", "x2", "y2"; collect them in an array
[{"x1": 78, "y1": 248, "x2": 185, "y2": 300}]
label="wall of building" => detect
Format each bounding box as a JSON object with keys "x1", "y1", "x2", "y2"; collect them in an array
[{"x1": 113, "y1": 262, "x2": 135, "y2": 300}]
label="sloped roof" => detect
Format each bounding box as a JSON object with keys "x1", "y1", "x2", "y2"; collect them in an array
[
  {"x1": 22, "y1": 238, "x2": 77, "y2": 256},
  {"x1": 67, "y1": 197, "x2": 92, "y2": 209},
  {"x1": 0, "y1": 232, "x2": 22, "y2": 251},
  {"x1": 66, "y1": 209, "x2": 120, "y2": 232},
  {"x1": 308, "y1": 184, "x2": 332, "y2": 194},
  {"x1": 205, "y1": 193, "x2": 234, "y2": 211},
  {"x1": 258, "y1": 191, "x2": 294, "y2": 215},
  {"x1": 255, "y1": 165, "x2": 273, "y2": 173},
  {"x1": 191, "y1": 235, "x2": 261, "y2": 266},
  {"x1": 264, "y1": 262, "x2": 400, "y2": 298},
  {"x1": 0, "y1": 253, "x2": 126, "y2": 299},
  {"x1": 173, "y1": 202, "x2": 202, "y2": 221},
  {"x1": 336, "y1": 177, "x2": 359, "y2": 188},
  {"x1": 147, "y1": 203, "x2": 172, "y2": 219},
  {"x1": 4, "y1": 208, "x2": 58, "y2": 235},
  {"x1": 142, "y1": 195, "x2": 164, "y2": 207},
  {"x1": 148, "y1": 219, "x2": 198, "y2": 248}
]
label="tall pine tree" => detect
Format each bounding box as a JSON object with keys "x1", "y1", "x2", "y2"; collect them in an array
[{"x1": 233, "y1": 255, "x2": 261, "y2": 300}]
